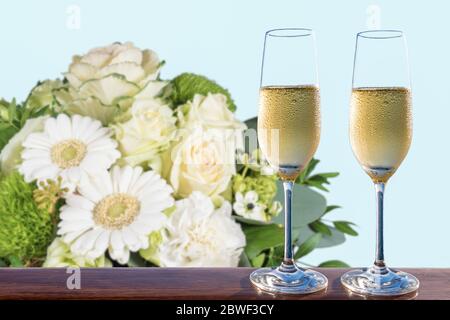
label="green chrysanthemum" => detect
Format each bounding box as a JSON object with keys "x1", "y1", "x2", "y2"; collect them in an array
[
  {"x1": 0, "y1": 171, "x2": 54, "y2": 265},
  {"x1": 169, "y1": 73, "x2": 236, "y2": 111}
]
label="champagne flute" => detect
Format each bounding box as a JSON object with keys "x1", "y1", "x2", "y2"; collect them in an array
[
  {"x1": 250, "y1": 28, "x2": 328, "y2": 294},
  {"x1": 341, "y1": 30, "x2": 419, "y2": 296}
]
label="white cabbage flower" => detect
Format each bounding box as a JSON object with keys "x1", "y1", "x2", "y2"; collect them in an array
[
  {"x1": 25, "y1": 80, "x2": 63, "y2": 111},
  {"x1": 43, "y1": 237, "x2": 112, "y2": 268},
  {"x1": 56, "y1": 42, "x2": 168, "y2": 125},
  {"x1": 157, "y1": 192, "x2": 246, "y2": 267},
  {"x1": 162, "y1": 127, "x2": 238, "y2": 199},
  {"x1": 113, "y1": 97, "x2": 177, "y2": 169},
  {"x1": 0, "y1": 116, "x2": 49, "y2": 175}
]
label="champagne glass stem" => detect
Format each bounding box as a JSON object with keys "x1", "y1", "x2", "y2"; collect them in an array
[
  {"x1": 374, "y1": 182, "x2": 385, "y2": 267},
  {"x1": 283, "y1": 180, "x2": 294, "y2": 265}
]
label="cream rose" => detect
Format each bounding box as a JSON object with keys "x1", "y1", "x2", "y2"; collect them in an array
[
  {"x1": 163, "y1": 127, "x2": 238, "y2": 199},
  {"x1": 113, "y1": 98, "x2": 177, "y2": 169},
  {"x1": 181, "y1": 93, "x2": 246, "y2": 131}
]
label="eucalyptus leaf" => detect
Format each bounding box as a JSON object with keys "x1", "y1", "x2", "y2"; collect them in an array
[
  {"x1": 272, "y1": 184, "x2": 326, "y2": 227},
  {"x1": 318, "y1": 260, "x2": 350, "y2": 268},
  {"x1": 294, "y1": 233, "x2": 322, "y2": 259},
  {"x1": 296, "y1": 225, "x2": 346, "y2": 248},
  {"x1": 243, "y1": 224, "x2": 284, "y2": 259},
  {"x1": 244, "y1": 116, "x2": 257, "y2": 131}
]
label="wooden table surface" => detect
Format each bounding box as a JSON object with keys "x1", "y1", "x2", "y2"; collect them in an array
[{"x1": 0, "y1": 268, "x2": 448, "y2": 300}]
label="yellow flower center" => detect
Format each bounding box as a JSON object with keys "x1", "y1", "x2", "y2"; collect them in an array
[
  {"x1": 93, "y1": 193, "x2": 140, "y2": 230},
  {"x1": 51, "y1": 139, "x2": 87, "y2": 169}
]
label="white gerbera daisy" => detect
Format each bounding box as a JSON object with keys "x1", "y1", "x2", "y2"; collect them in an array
[
  {"x1": 19, "y1": 114, "x2": 120, "y2": 189},
  {"x1": 57, "y1": 165, "x2": 174, "y2": 264},
  {"x1": 233, "y1": 191, "x2": 267, "y2": 222}
]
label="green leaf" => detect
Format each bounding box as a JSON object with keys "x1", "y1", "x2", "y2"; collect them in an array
[
  {"x1": 333, "y1": 221, "x2": 358, "y2": 236},
  {"x1": 324, "y1": 205, "x2": 341, "y2": 215},
  {"x1": 297, "y1": 158, "x2": 320, "y2": 183},
  {"x1": 296, "y1": 225, "x2": 346, "y2": 248},
  {"x1": 244, "y1": 117, "x2": 257, "y2": 131},
  {"x1": 238, "y1": 252, "x2": 252, "y2": 267},
  {"x1": 0, "y1": 259, "x2": 6, "y2": 267},
  {"x1": 266, "y1": 245, "x2": 284, "y2": 267},
  {"x1": 127, "y1": 252, "x2": 147, "y2": 267},
  {"x1": 318, "y1": 260, "x2": 350, "y2": 268},
  {"x1": 0, "y1": 126, "x2": 18, "y2": 151},
  {"x1": 251, "y1": 254, "x2": 266, "y2": 268},
  {"x1": 243, "y1": 224, "x2": 284, "y2": 259},
  {"x1": 234, "y1": 215, "x2": 271, "y2": 226},
  {"x1": 169, "y1": 73, "x2": 236, "y2": 111},
  {"x1": 8, "y1": 98, "x2": 17, "y2": 123},
  {"x1": 294, "y1": 233, "x2": 322, "y2": 259},
  {"x1": 302, "y1": 172, "x2": 340, "y2": 192},
  {"x1": 7, "y1": 255, "x2": 23, "y2": 267},
  {"x1": 272, "y1": 184, "x2": 327, "y2": 227},
  {"x1": 309, "y1": 220, "x2": 332, "y2": 236}
]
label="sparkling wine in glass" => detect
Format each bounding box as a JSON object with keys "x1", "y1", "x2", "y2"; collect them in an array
[
  {"x1": 341, "y1": 30, "x2": 419, "y2": 296},
  {"x1": 250, "y1": 28, "x2": 327, "y2": 294}
]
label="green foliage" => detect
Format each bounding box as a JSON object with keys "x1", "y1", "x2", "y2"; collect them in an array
[
  {"x1": 294, "y1": 233, "x2": 322, "y2": 259},
  {"x1": 0, "y1": 99, "x2": 20, "y2": 151},
  {"x1": 239, "y1": 116, "x2": 357, "y2": 268},
  {"x1": 243, "y1": 224, "x2": 284, "y2": 260},
  {"x1": 333, "y1": 221, "x2": 358, "y2": 236},
  {"x1": 0, "y1": 93, "x2": 54, "y2": 152},
  {"x1": 232, "y1": 172, "x2": 278, "y2": 210},
  {"x1": 296, "y1": 158, "x2": 340, "y2": 192},
  {"x1": 0, "y1": 171, "x2": 54, "y2": 265},
  {"x1": 318, "y1": 260, "x2": 350, "y2": 268},
  {"x1": 168, "y1": 73, "x2": 236, "y2": 111}
]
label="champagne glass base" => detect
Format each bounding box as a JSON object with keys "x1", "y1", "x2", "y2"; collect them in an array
[
  {"x1": 250, "y1": 262, "x2": 328, "y2": 294},
  {"x1": 341, "y1": 265, "x2": 419, "y2": 296}
]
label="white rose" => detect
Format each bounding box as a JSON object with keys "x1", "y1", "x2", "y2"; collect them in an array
[
  {"x1": 113, "y1": 98, "x2": 177, "y2": 169},
  {"x1": 163, "y1": 127, "x2": 238, "y2": 199},
  {"x1": 182, "y1": 93, "x2": 246, "y2": 131},
  {"x1": 0, "y1": 116, "x2": 49, "y2": 175},
  {"x1": 157, "y1": 192, "x2": 246, "y2": 267}
]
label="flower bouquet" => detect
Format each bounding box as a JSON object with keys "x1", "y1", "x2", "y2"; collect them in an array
[{"x1": 0, "y1": 42, "x2": 356, "y2": 268}]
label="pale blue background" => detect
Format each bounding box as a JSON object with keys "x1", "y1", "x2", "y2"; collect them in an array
[{"x1": 0, "y1": 0, "x2": 447, "y2": 267}]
